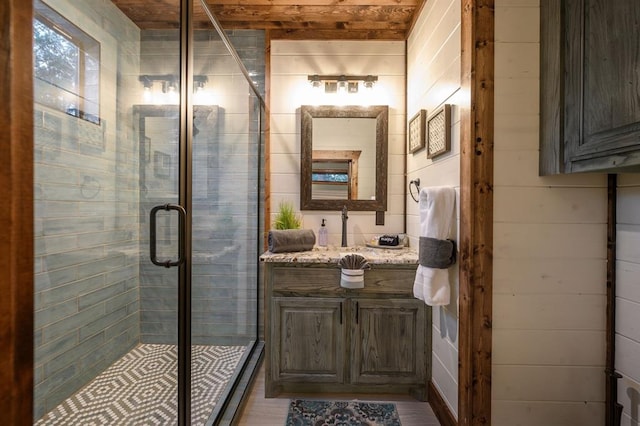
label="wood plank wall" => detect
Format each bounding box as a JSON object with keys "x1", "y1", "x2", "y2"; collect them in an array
[
  {"x1": 406, "y1": 0, "x2": 463, "y2": 421},
  {"x1": 0, "y1": 0, "x2": 34, "y2": 424},
  {"x1": 492, "y1": 2, "x2": 607, "y2": 424},
  {"x1": 268, "y1": 40, "x2": 406, "y2": 245}
]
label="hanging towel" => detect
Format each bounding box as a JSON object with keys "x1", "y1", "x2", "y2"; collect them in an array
[{"x1": 413, "y1": 186, "x2": 456, "y2": 306}]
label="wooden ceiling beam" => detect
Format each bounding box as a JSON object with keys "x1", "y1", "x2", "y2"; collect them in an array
[
  {"x1": 199, "y1": 5, "x2": 416, "y2": 23},
  {"x1": 218, "y1": 20, "x2": 408, "y2": 31},
  {"x1": 269, "y1": 28, "x2": 406, "y2": 40},
  {"x1": 203, "y1": 0, "x2": 420, "y2": 4},
  {"x1": 112, "y1": 0, "x2": 421, "y2": 40}
]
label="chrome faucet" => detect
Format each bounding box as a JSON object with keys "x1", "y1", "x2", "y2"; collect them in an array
[{"x1": 341, "y1": 205, "x2": 348, "y2": 247}]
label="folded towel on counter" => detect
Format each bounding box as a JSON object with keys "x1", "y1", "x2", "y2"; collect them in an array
[
  {"x1": 413, "y1": 186, "x2": 456, "y2": 306},
  {"x1": 267, "y1": 229, "x2": 316, "y2": 253},
  {"x1": 419, "y1": 237, "x2": 456, "y2": 268}
]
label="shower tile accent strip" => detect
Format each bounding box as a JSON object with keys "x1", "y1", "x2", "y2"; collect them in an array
[{"x1": 35, "y1": 344, "x2": 245, "y2": 426}]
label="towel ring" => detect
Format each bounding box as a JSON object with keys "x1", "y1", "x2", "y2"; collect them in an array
[{"x1": 409, "y1": 178, "x2": 420, "y2": 203}]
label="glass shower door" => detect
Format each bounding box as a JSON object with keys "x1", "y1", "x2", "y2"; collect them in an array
[
  {"x1": 33, "y1": 0, "x2": 262, "y2": 424},
  {"x1": 190, "y1": 1, "x2": 263, "y2": 423},
  {"x1": 136, "y1": 105, "x2": 182, "y2": 420}
]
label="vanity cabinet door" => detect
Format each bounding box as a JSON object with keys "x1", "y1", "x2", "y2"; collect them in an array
[
  {"x1": 350, "y1": 298, "x2": 427, "y2": 385},
  {"x1": 271, "y1": 297, "x2": 346, "y2": 384}
]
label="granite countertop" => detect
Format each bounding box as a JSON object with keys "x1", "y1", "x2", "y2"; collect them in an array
[{"x1": 260, "y1": 245, "x2": 418, "y2": 265}]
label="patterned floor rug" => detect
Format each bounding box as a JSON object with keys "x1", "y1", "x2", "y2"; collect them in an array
[{"x1": 285, "y1": 399, "x2": 402, "y2": 426}]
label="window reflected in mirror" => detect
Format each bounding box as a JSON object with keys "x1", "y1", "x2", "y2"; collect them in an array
[{"x1": 311, "y1": 150, "x2": 361, "y2": 200}]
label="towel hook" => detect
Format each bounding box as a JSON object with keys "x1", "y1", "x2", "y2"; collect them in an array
[{"x1": 409, "y1": 178, "x2": 420, "y2": 203}]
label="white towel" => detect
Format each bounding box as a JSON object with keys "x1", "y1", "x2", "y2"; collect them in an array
[{"x1": 413, "y1": 186, "x2": 456, "y2": 305}]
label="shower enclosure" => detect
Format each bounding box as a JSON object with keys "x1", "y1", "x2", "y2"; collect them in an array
[{"x1": 33, "y1": 0, "x2": 264, "y2": 424}]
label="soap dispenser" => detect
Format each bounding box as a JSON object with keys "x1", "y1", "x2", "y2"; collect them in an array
[{"x1": 318, "y1": 219, "x2": 328, "y2": 247}]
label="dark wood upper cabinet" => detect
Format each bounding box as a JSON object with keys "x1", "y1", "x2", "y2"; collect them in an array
[{"x1": 540, "y1": 0, "x2": 640, "y2": 174}]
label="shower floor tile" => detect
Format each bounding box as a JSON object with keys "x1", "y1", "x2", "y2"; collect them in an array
[{"x1": 35, "y1": 343, "x2": 245, "y2": 426}]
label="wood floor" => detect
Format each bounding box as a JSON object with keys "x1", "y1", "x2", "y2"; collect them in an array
[{"x1": 236, "y1": 361, "x2": 441, "y2": 425}]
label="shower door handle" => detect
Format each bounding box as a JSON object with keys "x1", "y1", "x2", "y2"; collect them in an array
[{"x1": 150, "y1": 203, "x2": 186, "y2": 268}]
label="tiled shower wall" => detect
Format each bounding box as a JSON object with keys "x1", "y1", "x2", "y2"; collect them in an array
[
  {"x1": 33, "y1": 0, "x2": 141, "y2": 419},
  {"x1": 137, "y1": 29, "x2": 265, "y2": 345}
]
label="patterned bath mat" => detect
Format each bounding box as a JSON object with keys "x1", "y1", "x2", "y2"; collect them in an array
[{"x1": 285, "y1": 399, "x2": 401, "y2": 426}]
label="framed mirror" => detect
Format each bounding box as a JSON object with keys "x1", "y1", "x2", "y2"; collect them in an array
[{"x1": 300, "y1": 105, "x2": 388, "y2": 211}]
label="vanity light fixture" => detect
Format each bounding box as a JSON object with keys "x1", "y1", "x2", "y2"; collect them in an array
[
  {"x1": 193, "y1": 75, "x2": 208, "y2": 93},
  {"x1": 363, "y1": 75, "x2": 376, "y2": 90},
  {"x1": 138, "y1": 74, "x2": 209, "y2": 93},
  {"x1": 140, "y1": 75, "x2": 153, "y2": 91},
  {"x1": 307, "y1": 74, "x2": 378, "y2": 94},
  {"x1": 162, "y1": 79, "x2": 177, "y2": 93},
  {"x1": 337, "y1": 75, "x2": 348, "y2": 93},
  {"x1": 309, "y1": 74, "x2": 322, "y2": 89}
]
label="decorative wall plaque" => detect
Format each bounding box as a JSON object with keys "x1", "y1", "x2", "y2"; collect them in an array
[
  {"x1": 408, "y1": 109, "x2": 426, "y2": 154},
  {"x1": 427, "y1": 104, "x2": 452, "y2": 159}
]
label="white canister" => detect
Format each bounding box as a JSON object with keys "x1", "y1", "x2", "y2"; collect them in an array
[{"x1": 340, "y1": 268, "x2": 365, "y2": 289}]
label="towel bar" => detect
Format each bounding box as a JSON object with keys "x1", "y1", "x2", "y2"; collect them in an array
[{"x1": 409, "y1": 178, "x2": 420, "y2": 203}]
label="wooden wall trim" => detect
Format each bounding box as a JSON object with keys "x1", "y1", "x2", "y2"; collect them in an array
[
  {"x1": 264, "y1": 30, "x2": 271, "y2": 250},
  {"x1": 605, "y1": 173, "x2": 618, "y2": 426},
  {"x1": 458, "y1": 0, "x2": 494, "y2": 425},
  {"x1": 429, "y1": 380, "x2": 457, "y2": 426},
  {"x1": 0, "y1": 0, "x2": 34, "y2": 423}
]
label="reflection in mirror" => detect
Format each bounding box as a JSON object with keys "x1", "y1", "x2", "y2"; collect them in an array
[
  {"x1": 300, "y1": 105, "x2": 388, "y2": 211},
  {"x1": 312, "y1": 150, "x2": 361, "y2": 200},
  {"x1": 133, "y1": 105, "x2": 218, "y2": 199},
  {"x1": 312, "y1": 117, "x2": 376, "y2": 200}
]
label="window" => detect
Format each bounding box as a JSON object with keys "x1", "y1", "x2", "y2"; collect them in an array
[
  {"x1": 33, "y1": 0, "x2": 100, "y2": 124},
  {"x1": 312, "y1": 172, "x2": 349, "y2": 184}
]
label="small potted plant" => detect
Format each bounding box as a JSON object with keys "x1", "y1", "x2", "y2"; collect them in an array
[{"x1": 273, "y1": 201, "x2": 301, "y2": 230}]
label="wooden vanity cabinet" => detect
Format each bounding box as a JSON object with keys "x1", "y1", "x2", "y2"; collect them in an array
[{"x1": 264, "y1": 262, "x2": 429, "y2": 400}]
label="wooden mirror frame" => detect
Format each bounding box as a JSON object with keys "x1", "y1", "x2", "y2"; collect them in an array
[{"x1": 300, "y1": 105, "x2": 388, "y2": 211}]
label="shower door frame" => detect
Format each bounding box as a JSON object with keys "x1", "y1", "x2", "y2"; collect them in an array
[
  {"x1": 176, "y1": 0, "x2": 193, "y2": 422},
  {"x1": 175, "y1": 1, "x2": 264, "y2": 424}
]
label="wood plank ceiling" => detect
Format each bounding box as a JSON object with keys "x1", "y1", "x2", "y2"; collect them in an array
[{"x1": 112, "y1": 0, "x2": 425, "y2": 40}]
